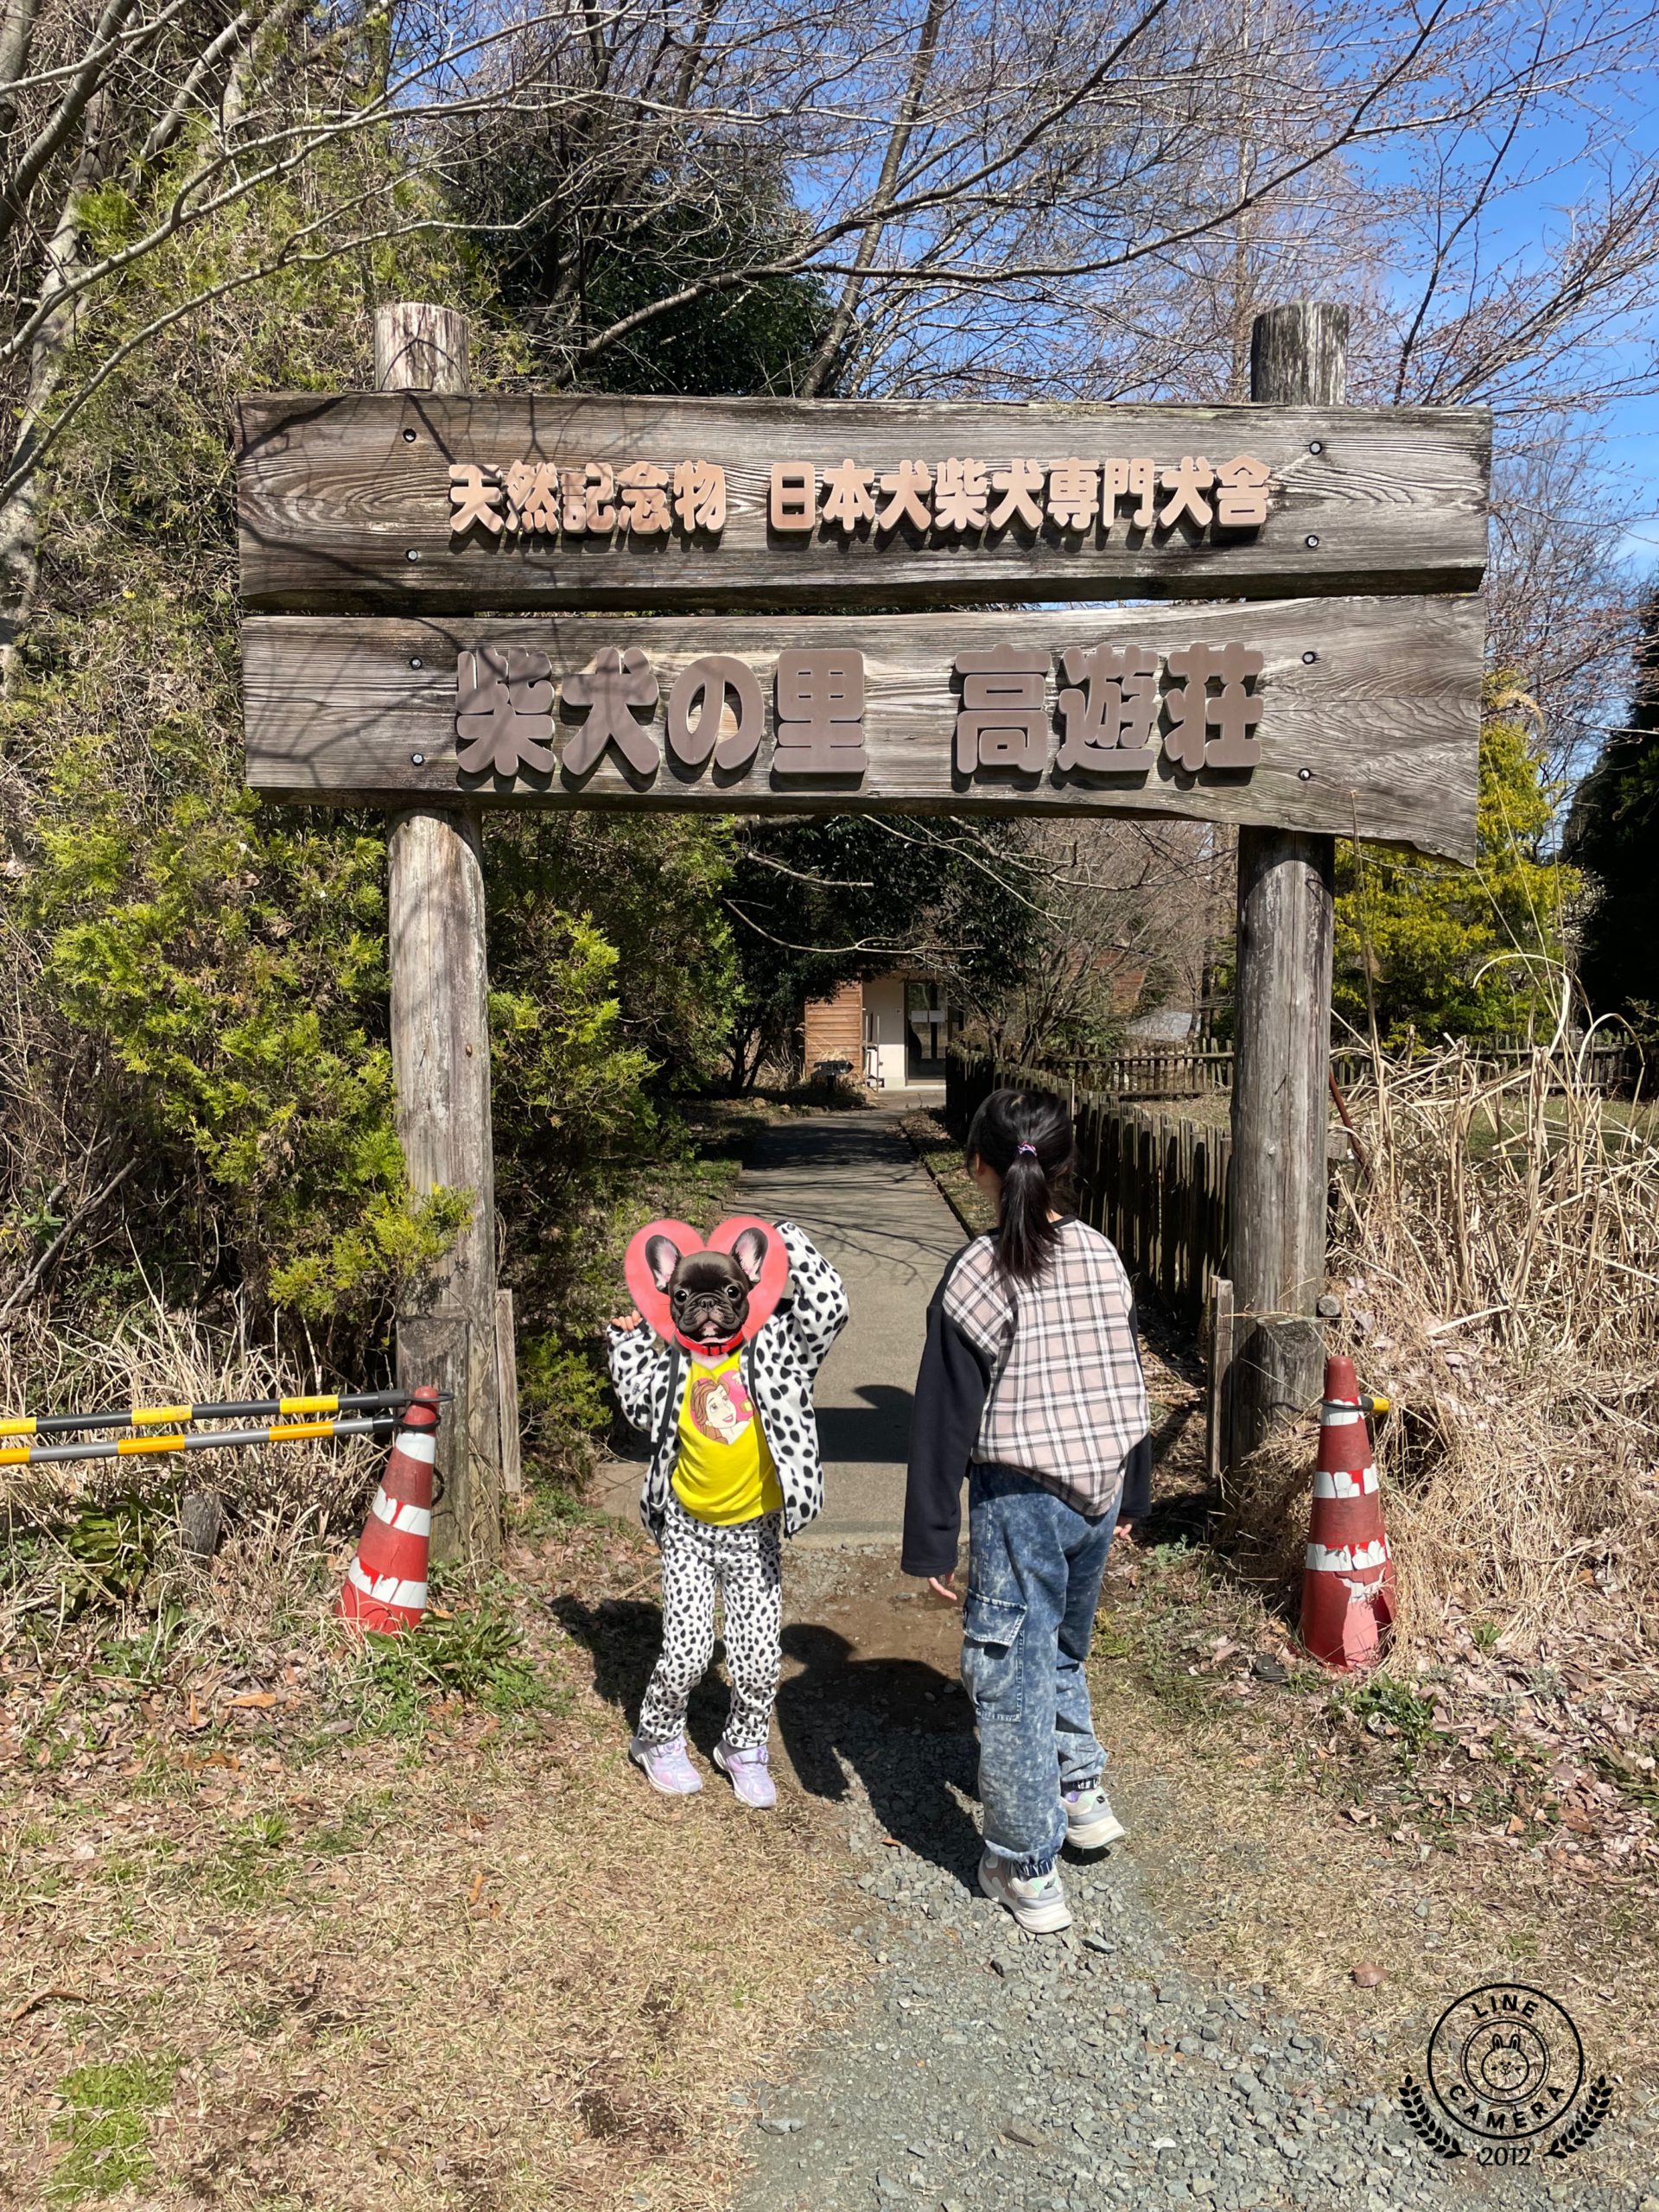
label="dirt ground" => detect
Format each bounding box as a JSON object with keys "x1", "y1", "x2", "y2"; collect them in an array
[
  {"x1": 7, "y1": 1469, "x2": 1658, "y2": 2206},
  {"x1": 0, "y1": 1502, "x2": 868, "y2": 2211},
  {"x1": 6, "y1": 1103, "x2": 1657, "y2": 2202}
]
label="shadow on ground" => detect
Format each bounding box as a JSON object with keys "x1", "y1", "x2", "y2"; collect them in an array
[
  {"x1": 814, "y1": 1382, "x2": 914, "y2": 1465},
  {"x1": 551, "y1": 1560, "x2": 985, "y2": 1889}
]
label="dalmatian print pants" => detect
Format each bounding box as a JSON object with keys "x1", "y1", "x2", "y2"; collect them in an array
[{"x1": 637, "y1": 1496, "x2": 783, "y2": 1751}]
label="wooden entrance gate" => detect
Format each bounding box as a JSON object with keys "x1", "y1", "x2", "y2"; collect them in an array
[{"x1": 235, "y1": 300, "x2": 1489, "y2": 1557}]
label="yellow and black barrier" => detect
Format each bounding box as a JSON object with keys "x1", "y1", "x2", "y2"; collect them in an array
[
  {"x1": 0, "y1": 1389, "x2": 411, "y2": 1443},
  {"x1": 0, "y1": 1413, "x2": 402, "y2": 1470}
]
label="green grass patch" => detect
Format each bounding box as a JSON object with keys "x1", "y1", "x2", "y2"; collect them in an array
[
  {"x1": 342, "y1": 1595, "x2": 563, "y2": 1738},
  {"x1": 183, "y1": 1810, "x2": 293, "y2": 1905},
  {"x1": 1338, "y1": 1675, "x2": 1439, "y2": 1752},
  {"x1": 1591, "y1": 1740, "x2": 1659, "y2": 1818},
  {"x1": 94, "y1": 1605, "x2": 188, "y2": 1689},
  {"x1": 48, "y1": 2055, "x2": 177, "y2": 2202}
]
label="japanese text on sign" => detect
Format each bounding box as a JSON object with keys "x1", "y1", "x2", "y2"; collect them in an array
[
  {"x1": 448, "y1": 454, "x2": 1274, "y2": 543},
  {"x1": 454, "y1": 641, "x2": 1264, "y2": 783}
]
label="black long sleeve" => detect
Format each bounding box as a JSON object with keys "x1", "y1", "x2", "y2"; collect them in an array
[
  {"x1": 1119, "y1": 1294, "x2": 1154, "y2": 1522},
  {"x1": 901, "y1": 1271, "x2": 993, "y2": 1579},
  {"x1": 1118, "y1": 1430, "x2": 1152, "y2": 1522}
]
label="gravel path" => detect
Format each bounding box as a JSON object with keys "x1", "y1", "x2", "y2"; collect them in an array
[{"x1": 735, "y1": 1560, "x2": 1659, "y2": 2212}]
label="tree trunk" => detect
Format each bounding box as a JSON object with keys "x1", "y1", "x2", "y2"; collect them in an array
[{"x1": 0, "y1": 109, "x2": 105, "y2": 681}]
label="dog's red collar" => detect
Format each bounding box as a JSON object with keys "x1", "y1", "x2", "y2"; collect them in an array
[{"x1": 675, "y1": 1328, "x2": 745, "y2": 1362}]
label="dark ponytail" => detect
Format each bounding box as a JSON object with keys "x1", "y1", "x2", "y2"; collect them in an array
[{"x1": 964, "y1": 1087, "x2": 1077, "y2": 1283}]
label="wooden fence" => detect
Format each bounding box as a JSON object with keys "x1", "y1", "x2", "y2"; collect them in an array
[
  {"x1": 1050, "y1": 1033, "x2": 1649, "y2": 1103},
  {"x1": 945, "y1": 1058, "x2": 1230, "y2": 1331}
]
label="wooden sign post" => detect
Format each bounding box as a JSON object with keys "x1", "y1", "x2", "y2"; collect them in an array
[
  {"x1": 377, "y1": 304, "x2": 503, "y2": 1567},
  {"x1": 1230, "y1": 303, "x2": 1345, "y2": 1460},
  {"x1": 236, "y1": 303, "x2": 1489, "y2": 1533}
]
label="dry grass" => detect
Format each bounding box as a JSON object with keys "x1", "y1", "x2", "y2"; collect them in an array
[
  {"x1": 1224, "y1": 1033, "x2": 1659, "y2": 1650},
  {"x1": 0, "y1": 1503, "x2": 861, "y2": 2209},
  {"x1": 1093, "y1": 1573, "x2": 1659, "y2": 2101},
  {"x1": 0, "y1": 1298, "x2": 382, "y2": 1533}
]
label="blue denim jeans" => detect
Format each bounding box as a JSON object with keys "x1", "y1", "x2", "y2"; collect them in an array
[{"x1": 962, "y1": 1461, "x2": 1120, "y2": 1866}]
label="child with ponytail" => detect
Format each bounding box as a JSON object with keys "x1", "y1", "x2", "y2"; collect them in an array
[{"x1": 903, "y1": 1087, "x2": 1150, "y2": 1933}]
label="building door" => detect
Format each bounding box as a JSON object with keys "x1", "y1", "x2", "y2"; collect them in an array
[{"x1": 905, "y1": 982, "x2": 950, "y2": 1080}]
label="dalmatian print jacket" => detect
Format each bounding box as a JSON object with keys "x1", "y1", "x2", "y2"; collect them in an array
[{"x1": 607, "y1": 1217, "x2": 849, "y2": 1541}]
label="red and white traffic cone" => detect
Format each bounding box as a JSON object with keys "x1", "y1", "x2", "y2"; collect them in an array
[
  {"x1": 334, "y1": 1386, "x2": 439, "y2": 1634},
  {"x1": 1298, "y1": 1355, "x2": 1395, "y2": 1672}
]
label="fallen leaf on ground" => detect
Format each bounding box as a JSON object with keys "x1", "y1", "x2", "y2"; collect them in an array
[
  {"x1": 226, "y1": 1692, "x2": 277, "y2": 1709},
  {"x1": 8, "y1": 1985, "x2": 88, "y2": 2027}
]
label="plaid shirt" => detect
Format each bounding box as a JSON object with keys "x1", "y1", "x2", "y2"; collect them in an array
[{"x1": 942, "y1": 1218, "x2": 1147, "y2": 1516}]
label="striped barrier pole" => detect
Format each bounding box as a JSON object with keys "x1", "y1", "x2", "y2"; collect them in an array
[
  {"x1": 0, "y1": 1414, "x2": 399, "y2": 1470},
  {"x1": 0, "y1": 1389, "x2": 412, "y2": 1440}
]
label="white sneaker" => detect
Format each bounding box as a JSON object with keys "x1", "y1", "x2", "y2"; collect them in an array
[
  {"x1": 978, "y1": 1850, "x2": 1073, "y2": 1933},
  {"x1": 1063, "y1": 1782, "x2": 1127, "y2": 1850}
]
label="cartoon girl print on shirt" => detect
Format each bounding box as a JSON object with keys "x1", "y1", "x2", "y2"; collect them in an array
[{"x1": 687, "y1": 1368, "x2": 757, "y2": 1446}]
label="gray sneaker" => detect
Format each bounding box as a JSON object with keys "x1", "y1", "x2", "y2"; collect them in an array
[
  {"x1": 1063, "y1": 1781, "x2": 1126, "y2": 1850},
  {"x1": 979, "y1": 1850, "x2": 1073, "y2": 1933}
]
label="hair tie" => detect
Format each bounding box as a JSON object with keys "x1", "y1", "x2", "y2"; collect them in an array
[{"x1": 1015, "y1": 1141, "x2": 1038, "y2": 1158}]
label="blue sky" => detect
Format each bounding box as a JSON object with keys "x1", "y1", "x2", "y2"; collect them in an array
[{"x1": 1380, "y1": 48, "x2": 1659, "y2": 583}]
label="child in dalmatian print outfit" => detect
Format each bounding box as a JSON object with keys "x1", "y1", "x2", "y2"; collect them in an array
[{"x1": 607, "y1": 1218, "x2": 848, "y2": 1808}]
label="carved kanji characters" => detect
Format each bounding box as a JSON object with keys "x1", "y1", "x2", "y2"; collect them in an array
[
  {"x1": 1056, "y1": 644, "x2": 1159, "y2": 771},
  {"x1": 502, "y1": 461, "x2": 559, "y2": 535},
  {"x1": 988, "y1": 458, "x2": 1045, "y2": 531},
  {"x1": 558, "y1": 462, "x2": 617, "y2": 535},
  {"x1": 584, "y1": 462, "x2": 617, "y2": 534},
  {"x1": 771, "y1": 463, "x2": 817, "y2": 532},
  {"x1": 560, "y1": 646, "x2": 659, "y2": 775},
  {"x1": 1204, "y1": 641, "x2": 1264, "y2": 764},
  {"x1": 1046, "y1": 459, "x2": 1099, "y2": 532},
  {"x1": 1164, "y1": 641, "x2": 1263, "y2": 772},
  {"x1": 666, "y1": 655, "x2": 764, "y2": 772},
  {"x1": 673, "y1": 459, "x2": 727, "y2": 533},
  {"x1": 876, "y1": 461, "x2": 932, "y2": 533},
  {"x1": 448, "y1": 462, "x2": 504, "y2": 536},
  {"x1": 1159, "y1": 454, "x2": 1215, "y2": 531},
  {"x1": 558, "y1": 467, "x2": 588, "y2": 534},
  {"x1": 1102, "y1": 458, "x2": 1156, "y2": 531},
  {"x1": 454, "y1": 646, "x2": 556, "y2": 776},
  {"x1": 618, "y1": 461, "x2": 672, "y2": 535},
  {"x1": 933, "y1": 457, "x2": 989, "y2": 535},
  {"x1": 821, "y1": 458, "x2": 877, "y2": 534},
  {"x1": 1214, "y1": 453, "x2": 1273, "y2": 529},
  {"x1": 773, "y1": 651, "x2": 868, "y2": 776},
  {"x1": 954, "y1": 647, "x2": 1049, "y2": 775}
]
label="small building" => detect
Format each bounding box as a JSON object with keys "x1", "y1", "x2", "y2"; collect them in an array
[{"x1": 801, "y1": 974, "x2": 961, "y2": 1090}]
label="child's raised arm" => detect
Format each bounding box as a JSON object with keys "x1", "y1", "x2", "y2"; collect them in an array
[
  {"x1": 772, "y1": 1219, "x2": 849, "y2": 1372},
  {"x1": 606, "y1": 1313, "x2": 664, "y2": 1434}
]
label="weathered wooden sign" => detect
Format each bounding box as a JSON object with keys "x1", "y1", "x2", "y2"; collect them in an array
[
  {"x1": 242, "y1": 594, "x2": 1482, "y2": 859},
  {"x1": 235, "y1": 395, "x2": 1490, "y2": 610}
]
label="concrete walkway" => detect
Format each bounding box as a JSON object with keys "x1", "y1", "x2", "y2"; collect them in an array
[{"x1": 738, "y1": 1107, "x2": 965, "y2": 1546}]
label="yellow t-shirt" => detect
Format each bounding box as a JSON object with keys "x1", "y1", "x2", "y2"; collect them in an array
[{"x1": 672, "y1": 1352, "x2": 783, "y2": 1525}]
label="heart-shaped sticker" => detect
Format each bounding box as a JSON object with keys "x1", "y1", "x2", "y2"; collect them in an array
[{"x1": 623, "y1": 1215, "x2": 788, "y2": 1345}]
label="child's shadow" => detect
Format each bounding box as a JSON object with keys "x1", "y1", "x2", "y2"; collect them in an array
[
  {"x1": 550, "y1": 1594, "x2": 736, "y2": 1753},
  {"x1": 549, "y1": 1595, "x2": 982, "y2": 1885},
  {"x1": 777, "y1": 1620, "x2": 982, "y2": 1886}
]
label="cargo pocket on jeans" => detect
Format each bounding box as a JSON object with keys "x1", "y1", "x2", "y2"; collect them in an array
[{"x1": 961, "y1": 1592, "x2": 1026, "y2": 1721}]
